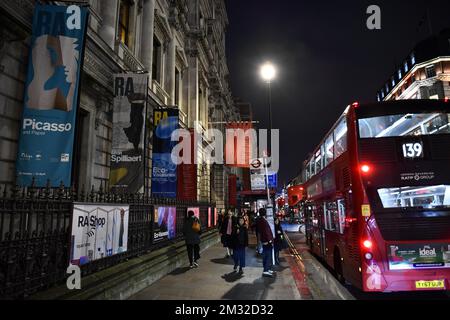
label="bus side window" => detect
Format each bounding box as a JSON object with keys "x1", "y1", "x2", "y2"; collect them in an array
[{"x1": 337, "y1": 199, "x2": 346, "y2": 234}]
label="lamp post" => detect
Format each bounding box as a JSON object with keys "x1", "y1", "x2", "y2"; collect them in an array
[{"x1": 260, "y1": 62, "x2": 277, "y2": 266}]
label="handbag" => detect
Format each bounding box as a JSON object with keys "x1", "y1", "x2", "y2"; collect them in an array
[{"x1": 192, "y1": 219, "x2": 201, "y2": 233}]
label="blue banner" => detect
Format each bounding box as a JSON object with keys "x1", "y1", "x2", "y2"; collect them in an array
[
  {"x1": 151, "y1": 109, "x2": 179, "y2": 198},
  {"x1": 268, "y1": 173, "x2": 278, "y2": 189},
  {"x1": 16, "y1": 4, "x2": 89, "y2": 187}
]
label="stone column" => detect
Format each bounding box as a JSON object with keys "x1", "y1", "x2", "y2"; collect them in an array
[
  {"x1": 188, "y1": 55, "x2": 199, "y2": 128},
  {"x1": 167, "y1": 34, "x2": 176, "y2": 105},
  {"x1": 99, "y1": 0, "x2": 119, "y2": 49},
  {"x1": 140, "y1": 0, "x2": 156, "y2": 73}
]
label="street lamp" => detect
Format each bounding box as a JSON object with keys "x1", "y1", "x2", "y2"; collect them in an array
[
  {"x1": 260, "y1": 62, "x2": 276, "y2": 131},
  {"x1": 260, "y1": 62, "x2": 277, "y2": 266}
]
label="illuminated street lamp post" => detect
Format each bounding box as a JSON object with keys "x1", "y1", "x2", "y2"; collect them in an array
[{"x1": 260, "y1": 62, "x2": 277, "y2": 265}]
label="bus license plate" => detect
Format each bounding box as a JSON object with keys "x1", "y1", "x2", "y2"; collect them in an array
[{"x1": 415, "y1": 280, "x2": 445, "y2": 289}]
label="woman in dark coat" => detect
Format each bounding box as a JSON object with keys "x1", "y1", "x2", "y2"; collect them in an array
[
  {"x1": 231, "y1": 216, "x2": 249, "y2": 274},
  {"x1": 219, "y1": 210, "x2": 235, "y2": 258},
  {"x1": 274, "y1": 216, "x2": 287, "y2": 265},
  {"x1": 183, "y1": 210, "x2": 201, "y2": 268}
]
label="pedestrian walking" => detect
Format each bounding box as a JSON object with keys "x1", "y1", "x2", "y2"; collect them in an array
[
  {"x1": 253, "y1": 212, "x2": 263, "y2": 255},
  {"x1": 219, "y1": 210, "x2": 234, "y2": 258},
  {"x1": 231, "y1": 215, "x2": 249, "y2": 274},
  {"x1": 274, "y1": 215, "x2": 288, "y2": 265},
  {"x1": 256, "y1": 208, "x2": 275, "y2": 277},
  {"x1": 183, "y1": 210, "x2": 201, "y2": 268}
]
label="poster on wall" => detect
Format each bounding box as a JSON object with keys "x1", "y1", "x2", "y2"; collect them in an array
[
  {"x1": 16, "y1": 4, "x2": 89, "y2": 187},
  {"x1": 187, "y1": 207, "x2": 200, "y2": 219},
  {"x1": 109, "y1": 73, "x2": 148, "y2": 193},
  {"x1": 208, "y1": 207, "x2": 212, "y2": 228},
  {"x1": 388, "y1": 243, "x2": 450, "y2": 270},
  {"x1": 153, "y1": 206, "x2": 177, "y2": 242},
  {"x1": 151, "y1": 109, "x2": 179, "y2": 198},
  {"x1": 214, "y1": 208, "x2": 218, "y2": 226},
  {"x1": 70, "y1": 204, "x2": 129, "y2": 266}
]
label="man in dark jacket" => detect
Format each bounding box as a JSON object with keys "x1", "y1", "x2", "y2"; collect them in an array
[
  {"x1": 183, "y1": 210, "x2": 201, "y2": 268},
  {"x1": 256, "y1": 208, "x2": 274, "y2": 277}
]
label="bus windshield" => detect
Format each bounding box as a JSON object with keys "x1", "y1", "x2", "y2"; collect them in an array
[{"x1": 358, "y1": 113, "x2": 450, "y2": 138}]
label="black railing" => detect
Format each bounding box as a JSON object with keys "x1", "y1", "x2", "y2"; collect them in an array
[{"x1": 0, "y1": 179, "x2": 218, "y2": 299}]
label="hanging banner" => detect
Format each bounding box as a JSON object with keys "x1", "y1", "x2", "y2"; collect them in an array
[
  {"x1": 70, "y1": 204, "x2": 129, "y2": 266},
  {"x1": 151, "y1": 109, "x2": 179, "y2": 198},
  {"x1": 109, "y1": 73, "x2": 148, "y2": 193},
  {"x1": 16, "y1": 4, "x2": 89, "y2": 187},
  {"x1": 225, "y1": 121, "x2": 254, "y2": 168},
  {"x1": 177, "y1": 129, "x2": 197, "y2": 200}
]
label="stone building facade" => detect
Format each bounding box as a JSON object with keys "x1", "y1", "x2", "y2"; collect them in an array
[
  {"x1": 377, "y1": 28, "x2": 450, "y2": 102},
  {"x1": 0, "y1": 0, "x2": 238, "y2": 209}
]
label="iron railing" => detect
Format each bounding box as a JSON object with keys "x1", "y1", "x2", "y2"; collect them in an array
[{"x1": 0, "y1": 179, "x2": 218, "y2": 299}]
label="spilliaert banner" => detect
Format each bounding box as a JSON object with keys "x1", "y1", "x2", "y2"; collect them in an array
[
  {"x1": 109, "y1": 73, "x2": 148, "y2": 193},
  {"x1": 151, "y1": 109, "x2": 179, "y2": 198},
  {"x1": 16, "y1": 4, "x2": 89, "y2": 187}
]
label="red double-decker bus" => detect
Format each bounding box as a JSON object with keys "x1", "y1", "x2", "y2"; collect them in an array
[{"x1": 302, "y1": 99, "x2": 450, "y2": 292}]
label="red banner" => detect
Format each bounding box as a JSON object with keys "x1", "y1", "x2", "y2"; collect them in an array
[
  {"x1": 225, "y1": 121, "x2": 254, "y2": 168},
  {"x1": 177, "y1": 129, "x2": 197, "y2": 201},
  {"x1": 228, "y1": 174, "x2": 237, "y2": 207}
]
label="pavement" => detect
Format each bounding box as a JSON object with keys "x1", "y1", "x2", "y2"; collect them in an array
[
  {"x1": 129, "y1": 224, "x2": 353, "y2": 300},
  {"x1": 129, "y1": 232, "x2": 302, "y2": 300}
]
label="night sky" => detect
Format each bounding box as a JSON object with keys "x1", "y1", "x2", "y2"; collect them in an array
[{"x1": 225, "y1": 0, "x2": 450, "y2": 187}]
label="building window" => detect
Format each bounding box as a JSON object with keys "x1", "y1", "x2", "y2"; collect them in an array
[
  {"x1": 426, "y1": 65, "x2": 436, "y2": 78},
  {"x1": 404, "y1": 61, "x2": 409, "y2": 73},
  {"x1": 411, "y1": 53, "x2": 416, "y2": 65},
  {"x1": 118, "y1": 0, "x2": 132, "y2": 47},
  {"x1": 391, "y1": 77, "x2": 395, "y2": 87},
  {"x1": 152, "y1": 36, "x2": 162, "y2": 82},
  {"x1": 398, "y1": 69, "x2": 402, "y2": 80}
]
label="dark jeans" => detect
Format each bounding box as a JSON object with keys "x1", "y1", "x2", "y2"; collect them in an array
[
  {"x1": 262, "y1": 245, "x2": 273, "y2": 272},
  {"x1": 233, "y1": 247, "x2": 246, "y2": 268},
  {"x1": 186, "y1": 244, "x2": 200, "y2": 265},
  {"x1": 274, "y1": 247, "x2": 280, "y2": 264}
]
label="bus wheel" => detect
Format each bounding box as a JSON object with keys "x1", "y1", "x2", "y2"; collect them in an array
[{"x1": 334, "y1": 248, "x2": 345, "y2": 284}]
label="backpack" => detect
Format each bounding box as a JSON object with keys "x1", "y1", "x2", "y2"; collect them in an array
[{"x1": 192, "y1": 219, "x2": 201, "y2": 233}]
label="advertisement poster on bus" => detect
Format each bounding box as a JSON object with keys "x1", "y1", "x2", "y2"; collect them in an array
[
  {"x1": 70, "y1": 204, "x2": 129, "y2": 266},
  {"x1": 153, "y1": 206, "x2": 176, "y2": 242},
  {"x1": 388, "y1": 243, "x2": 450, "y2": 270},
  {"x1": 151, "y1": 109, "x2": 179, "y2": 198},
  {"x1": 109, "y1": 73, "x2": 148, "y2": 193},
  {"x1": 16, "y1": 4, "x2": 89, "y2": 187}
]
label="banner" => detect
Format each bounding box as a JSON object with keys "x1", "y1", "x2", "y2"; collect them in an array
[
  {"x1": 225, "y1": 121, "x2": 254, "y2": 168},
  {"x1": 188, "y1": 207, "x2": 200, "y2": 219},
  {"x1": 16, "y1": 4, "x2": 89, "y2": 187},
  {"x1": 109, "y1": 73, "x2": 148, "y2": 193},
  {"x1": 388, "y1": 243, "x2": 450, "y2": 270},
  {"x1": 153, "y1": 206, "x2": 176, "y2": 242},
  {"x1": 70, "y1": 204, "x2": 129, "y2": 266},
  {"x1": 177, "y1": 129, "x2": 197, "y2": 200},
  {"x1": 151, "y1": 109, "x2": 179, "y2": 197}
]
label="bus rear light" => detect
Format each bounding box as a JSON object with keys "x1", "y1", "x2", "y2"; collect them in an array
[
  {"x1": 362, "y1": 240, "x2": 373, "y2": 249},
  {"x1": 352, "y1": 102, "x2": 359, "y2": 108},
  {"x1": 445, "y1": 97, "x2": 449, "y2": 102},
  {"x1": 360, "y1": 164, "x2": 371, "y2": 173}
]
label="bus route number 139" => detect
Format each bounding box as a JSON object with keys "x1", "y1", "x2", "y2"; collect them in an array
[{"x1": 402, "y1": 142, "x2": 423, "y2": 159}]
